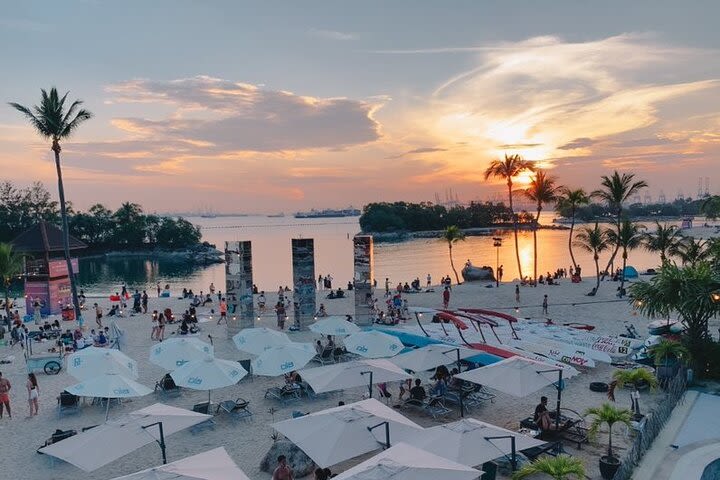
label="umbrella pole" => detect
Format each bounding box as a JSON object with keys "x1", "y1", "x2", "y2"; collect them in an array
[
  {"x1": 105, "y1": 397, "x2": 110, "y2": 421},
  {"x1": 484, "y1": 435, "x2": 517, "y2": 471},
  {"x1": 367, "y1": 421, "x2": 390, "y2": 449},
  {"x1": 141, "y1": 421, "x2": 167, "y2": 464},
  {"x1": 456, "y1": 349, "x2": 464, "y2": 418},
  {"x1": 360, "y1": 371, "x2": 373, "y2": 398},
  {"x1": 555, "y1": 369, "x2": 563, "y2": 431}
]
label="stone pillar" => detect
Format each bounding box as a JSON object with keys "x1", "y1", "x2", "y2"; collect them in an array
[
  {"x1": 353, "y1": 235, "x2": 374, "y2": 326},
  {"x1": 291, "y1": 238, "x2": 316, "y2": 330},
  {"x1": 225, "y1": 241, "x2": 254, "y2": 337}
]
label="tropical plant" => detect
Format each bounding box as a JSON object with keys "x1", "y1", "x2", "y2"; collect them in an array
[
  {"x1": 648, "y1": 339, "x2": 690, "y2": 367},
  {"x1": 484, "y1": 154, "x2": 535, "y2": 281},
  {"x1": 701, "y1": 195, "x2": 720, "y2": 221},
  {"x1": 643, "y1": 221, "x2": 682, "y2": 264},
  {"x1": 441, "y1": 225, "x2": 466, "y2": 285},
  {"x1": 606, "y1": 220, "x2": 644, "y2": 297},
  {"x1": 556, "y1": 187, "x2": 590, "y2": 272},
  {"x1": 0, "y1": 243, "x2": 24, "y2": 327},
  {"x1": 523, "y1": 170, "x2": 560, "y2": 286},
  {"x1": 586, "y1": 403, "x2": 633, "y2": 458},
  {"x1": 573, "y1": 222, "x2": 610, "y2": 294},
  {"x1": 10, "y1": 88, "x2": 92, "y2": 320},
  {"x1": 592, "y1": 171, "x2": 648, "y2": 276},
  {"x1": 512, "y1": 455, "x2": 585, "y2": 480},
  {"x1": 670, "y1": 236, "x2": 709, "y2": 267},
  {"x1": 630, "y1": 262, "x2": 720, "y2": 375},
  {"x1": 612, "y1": 368, "x2": 658, "y2": 390}
]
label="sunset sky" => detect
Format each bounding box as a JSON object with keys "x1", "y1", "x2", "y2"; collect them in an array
[{"x1": 3, "y1": 1, "x2": 720, "y2": 213}]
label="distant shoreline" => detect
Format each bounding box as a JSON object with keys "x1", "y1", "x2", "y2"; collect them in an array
[
  {"x1": 79, "y1": 243, "x2": 224, "y2": 265},
  {"x1": 363, "y1": 224, "x2": 567, "y2": 243}
]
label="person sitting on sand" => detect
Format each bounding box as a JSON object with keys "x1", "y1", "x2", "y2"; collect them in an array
[
  {"x1": 201, "y1": 294, "x2": 213, "y2": 306},
  {"x1": 94, "y1": 330, "x2": 108, "y2": 347},
  {"x1": 316, "y1": 304, "x2": 327, "y2": 317},
  {"x1": 191, "y1": 295, "x2": 201, "y2": 307}
]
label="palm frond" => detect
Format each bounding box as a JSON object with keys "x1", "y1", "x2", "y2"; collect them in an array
[
  {"x1": 8, "y1": 102, "x2": 51, "y2": 138},
  {"x1": 512, "y1": 455, "x2": 585, "y2": 480}
]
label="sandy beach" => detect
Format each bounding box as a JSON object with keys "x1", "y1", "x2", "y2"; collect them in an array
[{"x1": 1, "y1": 271, "x2": 715, "y2": 480}]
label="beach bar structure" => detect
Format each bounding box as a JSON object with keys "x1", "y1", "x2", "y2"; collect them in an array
[
  {"x1": 292, "y1": 238, "x2": 316, "y2": 330},
  {"x1": 224, "y1": 241, "x2": 254, "y2": 337},
  {"x1": 12, "y1": 221, "x2": 85, "y2": 316},
  {"x1": 353, "y1": 235, "x2": 374, "y2": 326}
]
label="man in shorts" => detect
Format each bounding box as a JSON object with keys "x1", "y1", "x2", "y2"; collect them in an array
[
  {"x1": 0, "y1": 371, "x2": 11, "y2": 418},
  {"x1": 272, "y1": 455, "x2": 293, "y2": 480}
]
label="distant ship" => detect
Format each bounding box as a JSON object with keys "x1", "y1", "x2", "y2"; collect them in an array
[
  {"x1": 267, "y1": 212, "x2": 285, "y2": 218},
  {"x1": 294, "y1": 208, "x2": 361, "y2": 219},
  {"x1": 198, "y1": 206, "x2": 217, "y2": 218}
]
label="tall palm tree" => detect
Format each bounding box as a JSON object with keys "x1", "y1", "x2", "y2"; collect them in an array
[
  {"x1": 10, "y1": 88, "x2": 93, "y2": 320},
  {"x1": 484, "y1": 154, "x2": 535, "y2": 281},
  {"x1": 670, "y1": 236, "x2": 709, "y2": 267},
  {"x1": 701, "y1": 195, "x2": 720, "y2": 221},
  {"x1": 606, "y1": 220, "x2": 644, "y2": 297},
  {"x1": 0, "y1": 243, "x2": 24, "y2": 328},
  {"x1": 573, "y1": 222, "x2": 610, "y2": 295},
  {"x1": 586, "y1": 403, "x2": 633, "y2": 459},
  {"x1": 555, "y1": 188, "x2": 590, "y2": 272},
  {"x1": 512, "y1": 455, "x2": 585, "y2": 480},
  {"x1": 442, "y1": 225, "x2": 465, "y2": 285},
  {"x1": 643, "y1": 221, "x2": 682, "y2": 264},
  {"x1": 592, "y1": 171, "x2": 648, "y2": 276},
  {"x1": 523, "y1": 170, "x2": 560, "y2": 286}
]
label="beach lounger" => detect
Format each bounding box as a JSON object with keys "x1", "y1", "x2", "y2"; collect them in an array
[
  {"x1": 154, "y1": 373, "x2": 181, "y2": 397},
  {"x1": 190, "y1": 402, "x2": 216, "y2": 433},
  {"x1": 521, "y1": 441, "x2": 563, "y2": 460},
  {"x1": 237, "y1": 359, "x2": 253, "y2": 382},
  {"x1": 311, "y1": 347, "x2": 335, "y2": 365},
  {"x1": 56, "y1": 391, "x2": 80, "y2": 418},
  {"x1": 265, "y1": 385, "x2": 302, "y2": 403},
  {"x1": 215, "y1": 397, "x2": 252, "y2": 419},
  {"x1": 519, "y1": 414, "x2": 589, "y2": 449},
  {"x1": 403, "y1": 395, "x2": 451, "y2": 419}
]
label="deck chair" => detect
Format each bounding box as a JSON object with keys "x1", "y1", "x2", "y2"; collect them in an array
[
  {"x1": 57, "y1": 391, "x2": 80, "y2": 418},
  {"x1": 215, "y1": 397, "x2": 252, "y2": 419},
  {"x1": 190, "y1": 402, "x2": 216, "y2": 433},
  {"x1": 265, "y1": 385, "x2": 302, "y2": 403},
  {"x1": 238, "y1": 359, "x2": 253, "y2": 382},
  {"x1": 311, "y1": 346, "x2": 335, "y2": 365},
  {"x1": 154, "y1": 373, "x2": 181, "y2": 397},
  {"x1": 403, "y1": 395, "x2": 451, "y2": 419}
]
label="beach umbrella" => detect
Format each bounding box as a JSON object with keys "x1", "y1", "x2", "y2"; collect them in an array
[
  {"x1": 300, "y1": 359, "x2": 411, "y2": 397},
  {"x1": 344, "y1": 331, "x2": 404, "y2": 358},
  {"x1": 39, "y1": 403, "x2": 211, "y2": 472},
  {"x1": 67, "y1": 346, "x2": 138, "y2": 380},
  {"x1": 391, "y1": 344, "x2": 479, "y2": 372},
  {"x1": 272, "y1": 399, "x2": 422, "y2": 468},
  {"x1": 170, "y1": 355, "x2": 247, "y2": 402},
  {"x1": 405, "y1": 418, "x2": 545, "y2": 468},
  {"x1": 65, "y1": 373, "x2": 153, "y2": 419},
  {"x1": 310, "y1": 316, "x2": 361, "y2": 336},
  {"x1": 333, "y1": 442, "x2": 482, "y2": 480},
  {"x1": 251, "y1": 343, "x2": 316, "y2": 376},
  {"x1": 109, "y1": 447, "x2": 251, "y2": 480},
  {"x1": 149, "y1": 337, "x2": 214, "y2": 371},
  {"x1": 232, "y1": 327, "x2": 291, "y2": 355}
]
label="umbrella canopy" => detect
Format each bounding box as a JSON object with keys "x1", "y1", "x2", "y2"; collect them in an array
[
  {"x1": 454, "y1": 356, "x2": 578, "y2": 397},
  {"x1": 39, "y1": 403, "x2": 211, "y2": 472},
  {"x1": 232, "y1": 327, "x2": 291, "y2": 355},
  {"x1": 344, "y1": 331, "x2": 404, "y2": 358},
  {"x1": 171, "y1": 355, "x2": 247, "y2": 391},
  {"x1": 110, "y1": 447, "x2": 250, "y2": 480},
  {"x1": 391, "y1": 345, "x2": 479, "y2": 372},
  {"x1": 149, "y1": 337, "x2": 214, "y2": 371},
  {"x1": 406, "y1": 419, "x2": 545, "y2": 467},
  {"x1": 67, "y1": 347, "x2": 138, "y2": 380},
  {"x1": 301, "y1": 359, "x2": 412, "y2": 394},
  {"x1": 66, "y1": 373, "x2": 152, "y2": 399},
  {"x1": 273, "y1": 399, "x2": 422, "y2": 468},
  {"x1": 251, "y1": 343, "x2": 316, "y2": 376},
  {"x1": 310, "y1": 316, "x2": 361, "y2": 336},
  {"x1": 333, "y1": 442, "x2": 482, "y2": 480}
]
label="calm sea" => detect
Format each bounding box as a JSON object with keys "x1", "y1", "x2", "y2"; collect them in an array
[{"x1": 77, "y1": 214, "x2": 673, "y2": 296}]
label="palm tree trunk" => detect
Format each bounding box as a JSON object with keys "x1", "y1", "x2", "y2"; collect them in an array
[
  {"x1": 509, "y1": 182, "x2": 523, "y2": 281},
  {"x1": 53, "y1": 145, "x2": 82, "y2": 322},
  {"x1": 449, "y1": 243, "x2": 461, "y2": 285},
  {"x1": 4, "y1": 283, "x2": 10, "y2": 329},
  {"x1": 533, "y1": 206, "x2": 541, "y2": 287},
  {"x1": 604, "y1": 214, "x2": 622, "y2": 277},
  {"x1": 619, "y1": 250, "x2": 627, "y2": 297},
  {"x1": 594, "y1": 253, "x2": 601, "y2": 293},
  {"x1": 608, "y1": 424, "x2": 614, "y2": 458},
  {"x1": 568, "y1": 208, "x2": 577, "y2": 270}
]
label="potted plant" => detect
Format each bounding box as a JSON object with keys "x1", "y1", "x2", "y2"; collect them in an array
[
  {"x1": 649, "y1": 339, "x2": 690, "y2": 380},
  {"x1": 612, "y1": 368, "x2": 658, "y2": 391},
  {"x1": 586, "y1": 403, "x2": 633, "y2": 479},
  {"x1": 512, "y1": 455, "x2": 585, "y2": 480}
]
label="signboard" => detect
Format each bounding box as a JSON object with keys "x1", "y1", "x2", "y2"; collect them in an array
[{"x1": 48, "y1": 258, "x2": 80, "y2": 278}]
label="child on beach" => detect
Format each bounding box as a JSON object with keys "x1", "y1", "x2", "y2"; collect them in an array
[{"x1": 442, "y1": 287, "x2": 450, "y2": 308}]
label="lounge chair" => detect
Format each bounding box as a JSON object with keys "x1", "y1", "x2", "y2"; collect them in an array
[
  {"x1": 521, "y1": 441, "x2": 563, "y2": 461},
  {"x1": 403, "y1": 395, "x2": 451, "y2": 419},
  {"x1": 238, "y1": 359, "x2": 253, "y2": 382},
  {"x1": 190, "y1": 402, "x2": 216, "y2": 433},
  {"x1": 519, "y1": 411, "x2": 589, "y2": 449},
  {"x1": 57, "y1": 391, "x2": 80, "y2": 418},
  {"x1": 154, "y1": 373, "x2": 181, "y2": 397},
  {"x1": 265, "y1": 385, "x2": 302, "y2": 403},
  {"x1": 311, "y1": 346, "x2": 335, "y2": 365},
  {"x1": 215, "y1": 397, "x2": 252, "y2": 419}
]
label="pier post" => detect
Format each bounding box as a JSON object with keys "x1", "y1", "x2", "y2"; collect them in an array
[
  {"x1": 291, "y1": 238, "x2": 316, "y2": 330},
  {"x1": 224, "y1": 241, "x2": 254, "y2": 337},
  {"x1": 353, "y1": 235, "x2": 374, "y2": 326}
]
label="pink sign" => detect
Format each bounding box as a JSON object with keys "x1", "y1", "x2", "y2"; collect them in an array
[{"x1": 48, "y1": 258, "x2": 80, "y2": 278}]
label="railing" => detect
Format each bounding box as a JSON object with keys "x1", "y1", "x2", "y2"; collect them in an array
[{"x1": 612, "y1": 370, "x2": 688, "y2": 480}]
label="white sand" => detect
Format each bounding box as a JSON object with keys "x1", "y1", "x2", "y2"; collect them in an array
[{"x1": 1, "y1": 275, "x2": 712, "y2": 479}]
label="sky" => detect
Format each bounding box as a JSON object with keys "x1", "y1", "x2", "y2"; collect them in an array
[{"x1": 2, "y1": 1, "x2": 720, "y2": 214}]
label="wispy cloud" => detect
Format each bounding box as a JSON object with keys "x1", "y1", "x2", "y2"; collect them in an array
[
  {"x1": 308, "y1": 28, "x2": 357, "y2": 41},
  {"x1": 385, "y1": 146, "x2": 448, "y2": 159}
]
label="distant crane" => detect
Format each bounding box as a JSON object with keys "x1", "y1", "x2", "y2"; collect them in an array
[
  {"x1": 643, "y1": 192, "x2": 652, "y2": 204},
  {"x1": 705, "y1": 177, "x2": 710, "y2": 197},
  {"x1": 658, "y1": 190, "x2": 667, "y2": 204}
]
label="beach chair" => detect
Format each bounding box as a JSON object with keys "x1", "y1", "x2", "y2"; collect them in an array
[
  {"x1": 238, "y1": 359, "x2": 253, "y2": 382},
  {"x1": 403, "y1": 395, "x2": 451, "y2": 419},
  {"x1": 216, "y1": 397, "x2": 252, "y2": 419},
  {"x1": 190, "y1": 402, "x2": 216, "y2": 433},
  {"x1": 57, "y1": 391, "x2": 80, "y2": 418},
  {"x1": 154, "y1": 373, "x2": 181, "y2": 397},
  {"x1": 311, "y1": 346, "x2": 335, "y2": 365},
  {"x1": 265, "y1": 385, "x2": 302, "y2": 403},
  {"x1": 521, "y1": 441, "x2": 563, "y2": 461}
]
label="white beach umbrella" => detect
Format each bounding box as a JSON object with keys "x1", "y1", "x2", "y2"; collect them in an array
[
  {"x1": 65, "y1": 373, "x2": 153, "y2": 419},
  {"x1": 406, "y1": 418, "x2": 545, "y2": 467},
  {"x1": 232, "y1": 327, "x2": 291, "y2": 355},
  {"x1": 170, "y1": 355, "x2": 247, "y2": 401},
  {"x1": 39, "y1": 403, "x2": 211, "y2": 472},
  {"x1": 391, "y1": 345, "x2": 479, "y2": 372},
  {"x1": 333, "y1": 442, "x2": 482, "y2": 480},
  {"x1": 67, "y1": 346, "x2": 138, "y2": 380},
  {"x1": 454, "y1": 356, "x2": 578, "y2": 397},
  {"x1": 149, "y1": 337, "x2": 214, "y2": 370},
  {"x1": 310, "y1": 316, "x2": 361, "y2": 336},
  {"x1": 344, "y1": 330, "x2": 404, "y2": 358},
  {"x1": 109, "y1": 447, "x2": 251, "y2": 480},
  {"x1": 273, "y1": 399, "x2": 423, "y2": 468},
  {"x1": 251, "y1": 343, "x2": 316, "y2": 376},
  {"x1": 300, "y1": 359, "x2": 411, "y2": 396}
]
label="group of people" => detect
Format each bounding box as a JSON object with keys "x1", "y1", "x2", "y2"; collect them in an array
[{"x1": 0, "y1": 371, "x2": 40, "y2": 419}]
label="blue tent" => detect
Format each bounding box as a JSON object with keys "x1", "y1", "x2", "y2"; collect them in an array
[{"x1": 623, "y1": 266, "x2": 639, "y2": 279}]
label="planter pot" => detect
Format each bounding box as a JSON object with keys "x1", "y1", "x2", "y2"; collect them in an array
[{"x1": 599, "y1": 455, "x2": 621, "y2": 480}]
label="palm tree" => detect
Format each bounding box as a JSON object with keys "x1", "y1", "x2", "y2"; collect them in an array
[
  {"x1": 701, "y1": 195, "x2": 720, "y2": 221},
  {"x1": 10, "y1": 88, "x2": 92, "y2": 320},
  {"x1": 512, "y1": 455, "x2": 585, "y2": 480},
  {"x1": 606, "y1": 220, "x2": 644, "y2": 297},
  {"x1": 442, "y1": 225, "x2": 465, "y2": 285},
  {"x1": 524, "y1": 170, "x2": 560, "y2": 286},
  {"x1": 649, "y1": 339, "x2": 690, "y2": 367},
  {"x1": 484, "y1": 154, "x2": 535, "y2": 281},
  {"x1": 0, "y1": 243, "x2": 24, "y2": 328},
  {"x1": 556, "y1": 187, "x2": 590, "y2": 272},
  {"x1": 670, "y1": 236, "x2": 709, "y2": 266},
  {"x1": 643, "y1": 221, "x2": 682, "y2": 264},
  {"x1": 592, "y1": 171, "x2": 648, "y2": 276},
  {"x1": 586, "y1": 403, "x2": 633, "y2": 459},
  {"x1": 612, "y1": 368, "x2": 658, "y2": 390},
  {"x1": 573, "y1": 222, "x2": 610, "y2": 295}
]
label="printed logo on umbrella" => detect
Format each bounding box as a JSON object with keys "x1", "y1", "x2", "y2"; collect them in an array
[
  {"x1": 280, "y1": 362, "x2": 294, "y2": 371},
  {"x1": 188, "y1": 377, "x2": 203, "y2": 385},
  {"x1": 389, "y1": 344, "x2": 399, "y2": 351},
  {"x1": 154, "y1": 347, "x2": 162, "y2": 354},
  {"x1": 175, "y1": 359, "x2": 188, "y2": 367},
  {"x1": 113, "y1": 388, "x2": 130, "y2": 395},
  {"x1": 355, "y1": 345, "x2": 368, "y2": 353},
  {"x1": 73, "y1": 358, "x2": 83, "y2": 367},
  {"x1": 230, "y1": 369, "x2": 240, "y2": 377},
  {"x1": 236, "y1": 337, "x2": 246, "y2": 344}
]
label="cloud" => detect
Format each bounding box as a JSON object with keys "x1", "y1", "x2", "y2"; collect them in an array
[
  {"x1": 385, "y1": 146, "x2": 448, "y2": 159},
  {"x1": 497, "y1": 143, "x2": 543, "y2": 149},
  {"x1": 308, "y1": 28, "x2": 357, "y2": 41},
  {"x1": 558, "y1": 138, "x2": 596, "y2": 150}
]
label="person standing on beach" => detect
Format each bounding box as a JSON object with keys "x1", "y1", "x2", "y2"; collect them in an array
[
  {"x1": 26, "y1": 373, "x2": 39, "y2": 416},
  {"x1": 272, "y1": 455, "x2": 294, "y2": 480},
  {"x1": 156, "y1": 282, "x2": 161, "y2": 298},
  {"x1": 209, "y1": 282, "x2": 215, "y2": 295},
  {"x1": 156, "y1": 313, "x2": 166, "y2": 341},
  {"x1": 515, "y1": 285, "x2": 520, "y2": 304},
  {"x1": 498, "y1": 265, "x2": 504, "y2": 283},
  {"x1": 385, "y1": 278, "x2": 390, "y2": 297},
  {"x1": 442, "y1": 287, "x2": 450, "y2": 308},
  {"x1": 426, "y1": 273, "x2": 432, "y2": 287},
  {"x1": 542, "y1": 295, "x2": 548, "y2": 315},
  {"x1": 142, "y1": 290, "x2": 148, "y2": 314},
  {"x1": 0, "y1": 372, "x2": 11, "y2": 418},
  {"x1": 94, "y1": 303, "x2": 103, "y2": 328},
  {"x1": 275, "y1": 301, "x2": 286, "y2": 330},
  {"x1": 218, "y1": 298, "x2": 227, "y2": 325}
]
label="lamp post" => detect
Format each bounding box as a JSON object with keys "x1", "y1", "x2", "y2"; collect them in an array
[{"x1": 492, "y1": 237, "x2": 502, "y2": 287}]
